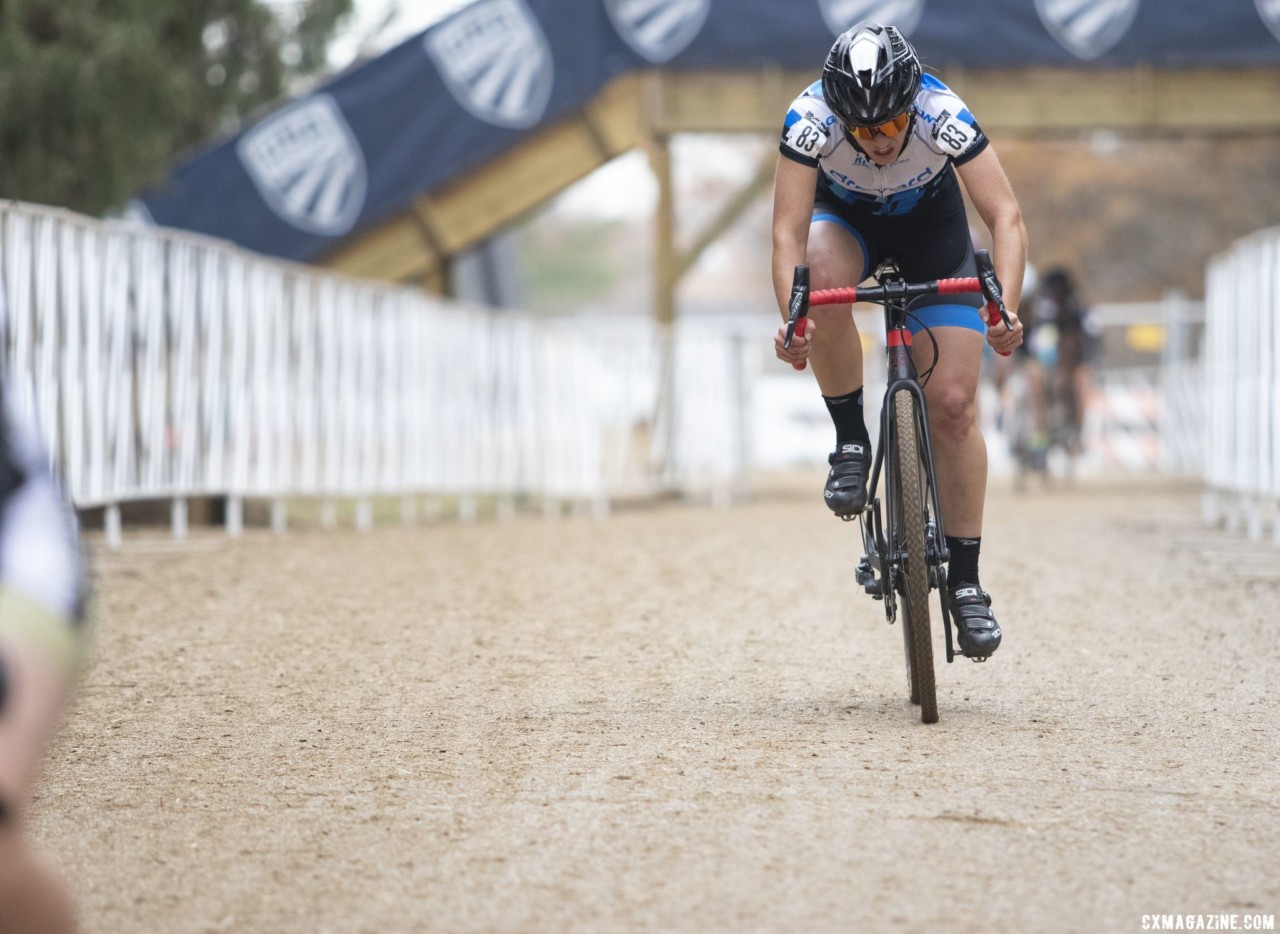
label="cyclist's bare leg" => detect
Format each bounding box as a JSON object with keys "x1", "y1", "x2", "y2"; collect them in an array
[
  {"x1": 801, "y1": 221, "x2": 876, "y2": 517},
  {"x1": 803, "y1": 222, "x2": 866, "y2": 396},
  {"x1": 0, "y1": 619, "x2": 79, "y2": 934},
  {"x1": 913, "y1": 325, "x2": 1003, "y2": 656},
  {"x1": 0, "y1": 637, "x2": 73, "y2": 809},
  {"x1": 0, "y1": 827, "x2": 77, "y2": 934},
  {"x1": 911, "y1": 326, "x2": 987, "y2": 538}
]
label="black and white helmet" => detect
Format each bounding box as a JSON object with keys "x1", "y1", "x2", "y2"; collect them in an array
[{"x1": 821, "y1": 22, "x2": 922, "y2": 128}]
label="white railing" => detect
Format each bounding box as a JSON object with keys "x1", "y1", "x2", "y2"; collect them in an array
[
  {"x1": 0, "y1": 201, "x2": 755, "y2": 543},
  {"x1": 1203, "y1": 226, "x2": 1280, "y2": 544},
  {"x1": 7, "y1": 197, "x2": 1245, "y2": 546},
  {"x1": 1158, "y1": 292, "x2": 1204, "y2": 477}
]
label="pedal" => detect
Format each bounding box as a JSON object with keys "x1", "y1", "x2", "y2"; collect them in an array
[{"x1": 856, "y1": 559, "x2": 881, "y2": 597}]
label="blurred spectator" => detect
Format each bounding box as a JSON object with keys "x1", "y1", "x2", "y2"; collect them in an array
[{"x1": 0, "y1": 380, "x2": 89, "y2": 934}]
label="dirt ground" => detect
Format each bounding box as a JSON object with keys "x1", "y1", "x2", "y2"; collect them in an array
[{"x1": 25, "y1": 474, "x2": 1280, "y2": 933}]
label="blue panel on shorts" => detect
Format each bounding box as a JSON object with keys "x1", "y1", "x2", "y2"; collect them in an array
[{"x1": 907, "y1": 303, "x2": 985, "y2": 334}]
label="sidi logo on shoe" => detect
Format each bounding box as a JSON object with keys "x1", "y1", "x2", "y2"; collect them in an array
[
  {"x1": 840, "y1": 443, "x2": 865, "y2": 455},
  {"x1": 954, "y1": 587, "x2": 980, "y2": 599}
]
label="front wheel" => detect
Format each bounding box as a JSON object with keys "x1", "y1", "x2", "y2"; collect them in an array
[{"x1": 891, "y1": 389, "x2": 937, "y2": 724}]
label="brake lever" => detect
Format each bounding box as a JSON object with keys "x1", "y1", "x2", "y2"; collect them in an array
[
  {"x1": 974, "y1": 250, "x2": 1013, "y2": 357},
  {"x1": 974, "y1": 250, "x2": 1012, "y2": 330},
  {"x1": 782, "y1": 265, "x2": 809, "y2": 371}
]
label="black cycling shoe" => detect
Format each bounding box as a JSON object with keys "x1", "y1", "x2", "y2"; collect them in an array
[
  {"x1": 824, "y1": 443, "x2": 871, "y2": 518},
  {"x1": 949, "y1": 584, "x2": 1002, "y2": 659}
]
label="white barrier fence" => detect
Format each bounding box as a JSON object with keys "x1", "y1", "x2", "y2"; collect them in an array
[
  {"x1": 1203, "y1": 226, "x2": 1280, "y2": 544},
  {"x1": 0, "y1": 201, "x2": 753, "y2": 543},
  {"x1": 4, "y1": 198, "x2": 1246, "y2": 545}
]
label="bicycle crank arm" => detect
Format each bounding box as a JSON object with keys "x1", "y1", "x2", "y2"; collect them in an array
[{"x1": 941, "y1": 589, "x2": 957, "y2": 664}]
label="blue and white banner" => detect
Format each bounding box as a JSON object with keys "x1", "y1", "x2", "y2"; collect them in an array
[
  {"x1": 136, "y1": 0, "x2": 1280, "y2": 264},
  {"x1": 423, "y1": 0, "x2": 556, "y2": 128}
]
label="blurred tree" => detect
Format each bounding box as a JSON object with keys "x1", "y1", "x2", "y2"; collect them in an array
[{"x1": 0, "y1": 0, "x2": 353, "y2": 215}]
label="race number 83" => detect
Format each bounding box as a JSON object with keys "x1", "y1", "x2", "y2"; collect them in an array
[
  {"x1": 787, "y1": 117, "x2": 825, "y2": 156},
  {"x1": 937, "y1": 115, "x2": 972, "y2": 154}
]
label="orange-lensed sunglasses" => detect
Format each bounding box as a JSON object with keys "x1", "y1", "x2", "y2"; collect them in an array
[{"x1": 847, "y1": 111, "x2": 912, "y2": 142}]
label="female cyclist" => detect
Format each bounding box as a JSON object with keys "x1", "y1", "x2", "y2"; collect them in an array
[{"x1": 771, "y1": 22, "x2": 1027, "y2": 658}]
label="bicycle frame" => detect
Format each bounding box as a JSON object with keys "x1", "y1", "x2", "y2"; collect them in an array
[
  {"x1": 783, "y1": 254, "x2": 1010, "y2": 717},
  {"x1": 792, "y1": 260, "x2": 1010, "y2": 666},
  {"x1": 862, "y1": 275, "x2": 958, "y2": 663}
]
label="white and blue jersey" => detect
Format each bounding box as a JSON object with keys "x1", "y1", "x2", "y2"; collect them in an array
[
  {"x1": 779, "y1": 74, "x2": 989, "y2": 219},
  {"x1": 778, "y1": 74, "x2": 991, "y2": 332}
]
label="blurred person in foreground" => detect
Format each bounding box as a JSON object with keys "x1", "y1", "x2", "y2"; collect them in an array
[
  {"x1": 0, "y1": 382, "x2": 88, "y2": 934},
  {"x1": 771, "y1": 22, "x2": 1026, "y2": 659},
  {"x1": 1026, "y1": 266, "x2": 1101, "y2": 469}
]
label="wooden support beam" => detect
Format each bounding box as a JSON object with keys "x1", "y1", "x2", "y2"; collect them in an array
[
  {"x1": 647, "y1": 68, "x2": 804, "y2": 135},
  {"x1": 649, "y1": 67, "x2": 1280, "y2": 135},
  {"x1": 674, "y1": 149, "x2": 776, "y2": 282},
  {"x1": 942, "y1": 67, "x2": 1280, "y2": 135},
  {"x1": 322, "y1": 73, "x2": 647, "y2": 285},
  {"x1": 648, "y1": 131, "x2": 676, "y2": 327},
  {"x1": 321, "y1": 213, "x2": 439, "y2": 283}
]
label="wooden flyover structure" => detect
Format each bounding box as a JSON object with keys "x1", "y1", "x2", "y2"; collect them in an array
[{"x1": 319, "y1": 67, "x2": 1280, "y2": 320}]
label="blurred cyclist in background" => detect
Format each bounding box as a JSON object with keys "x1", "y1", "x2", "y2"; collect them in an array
[
  {"x1": 1022, "y1": 266, "x2": 1101, "y2": 476},
  {"x1": 771, "y1": 22, "x2": 1026, "y2": 659},
  {"x1": 0, "y1": 381, "x2": 88, "y2": 934}
]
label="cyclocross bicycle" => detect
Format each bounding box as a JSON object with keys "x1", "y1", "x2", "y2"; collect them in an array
[{"x1": 784, "y1": 251, "x2": 1011, "y2": 724}]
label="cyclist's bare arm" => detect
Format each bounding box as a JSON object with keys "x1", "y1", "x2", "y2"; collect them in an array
[
  {"x1": 957, "y1": 146, "x2": 1027, "y2": 354},
  {"x1": 772, "y1": 155, "x2": 818, "y2": 364}
]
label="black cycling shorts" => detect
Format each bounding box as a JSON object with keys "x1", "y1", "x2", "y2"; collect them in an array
[{"x1": 811, "y1": 197, "x2": 984, "y2": 335}]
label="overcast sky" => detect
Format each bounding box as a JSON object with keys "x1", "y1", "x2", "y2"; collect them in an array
[{"x1": 328, "y1": 0, "x2": 474, "y2": 70}]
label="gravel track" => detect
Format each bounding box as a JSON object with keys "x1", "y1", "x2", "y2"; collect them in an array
[{"x1": 27, "y1": 476, "x2": 1280, "y2": 933}]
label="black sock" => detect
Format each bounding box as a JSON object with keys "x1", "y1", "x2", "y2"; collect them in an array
[
  {"x1": 823, "y1": 388, "x2": 870, "y2": 451},
  {"x1": 946, "y1": 535, "x2": 981, "y2": 588}
]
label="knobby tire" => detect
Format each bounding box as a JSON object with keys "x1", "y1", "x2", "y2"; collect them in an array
[{"x1": 892, "y1": 390, "x2": 938, "y2": 724}]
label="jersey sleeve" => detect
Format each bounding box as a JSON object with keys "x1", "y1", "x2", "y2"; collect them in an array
[
  {"x1": 920, "y1": 86, "x2": 989, "y2": 166},
  {"x1": 778, "y1": 92, "x2": 838, "y2": 168}
]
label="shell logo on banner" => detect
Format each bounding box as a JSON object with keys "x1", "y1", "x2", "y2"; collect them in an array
[
  {"x1": 605, "y1": 0, "x2": 712, "y2": 63},
  {"x1": 1258, "y1": 0, "x2": 1280, "y2": 42},
  {"x1": 424, "y1": 0, "x2": 554, "y2": 129},
  {"x1": 819, "y1": 0, "x2": 927, "y2": 36},
  {"x1": 1036, "y1": 0, "x2": 1142, "y2": 60},
  {"x1": 237, "y1": 95, "x2": 368, "y2": 235}
]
